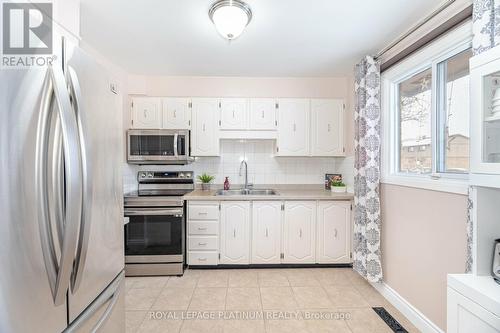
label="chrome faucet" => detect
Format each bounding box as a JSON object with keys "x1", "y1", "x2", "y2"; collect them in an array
[{"x1": 239, "y1": 160, "x2": 250, "y2": 190}]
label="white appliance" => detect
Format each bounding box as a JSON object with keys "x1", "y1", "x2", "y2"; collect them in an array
[
  {"x1": 494, "y1": 239, "x2": 500, "y2": 284},
  {"x1": 0, "y1": 38, "x2": 125, "y2": 332}
]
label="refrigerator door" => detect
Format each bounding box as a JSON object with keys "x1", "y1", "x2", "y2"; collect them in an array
[
  {"x1": 66, "y1": 272, "x2": 125, "y2": 333},
  {"x1": 0, "y1": 67, "x2": 73, "y2": 332},
  {"x1": 65, "y1": 44, "x2": 125, "y2": 322}
]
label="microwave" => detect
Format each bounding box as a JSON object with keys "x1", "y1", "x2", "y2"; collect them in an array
[{"x1": 127, "y1": 129, "x2": 194, "y2": 164}]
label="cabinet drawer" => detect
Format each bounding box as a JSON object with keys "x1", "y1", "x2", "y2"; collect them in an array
[
  {"x1": 188, "y1": 221, "x2": 219, "y2": 235},
  {"x1": 188, "y1": 236, "x2": 218, "y2": 250},
  {"x1": 188, "y1": 251, "x2": 218, "y2": 266},
  {"x1": 189, "y1": 204, "x2": 219, "y2": 220}
]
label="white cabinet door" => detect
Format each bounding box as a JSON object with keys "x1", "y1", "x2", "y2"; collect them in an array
[
  {"x1": 162, "y1": 98, "x2": 191, "y2": 129},
  {"x1": 220, "y1": 202, "x2": 250, "y2": 264},
  {"x1": 311, "y1": 99, "x2": 344, "y2": 156},
  {"x1": 316, "y1": 201, "x2": 351, "y2": 263},
  {"x1": 283, "y1": 201, "x2": 316, "y2": 263},
  {"x1": 249, "y1": 98, "x2": 277, "y2": 130},
  {"x1": 131, "y1": 97, "x2": 161, "y2": 129},
  {"x1": 447, "y1": 287, "x2": 500, "y2": 333},
  {"x1": 277, "y1": 99, "x2": 310, "y2": 156},
  {"x1": 251, "y1": 202, "x2": 282, "y2": 264},
  {"x1": 220, "y1": 98, "x2": 247, "y2": 130},
  {"x1": 191, "y1": 98, "x2": 220, "y2": 156}
]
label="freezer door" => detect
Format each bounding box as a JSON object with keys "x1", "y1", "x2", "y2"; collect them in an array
[
  {"x1": 65, "y1": 272, "x2": 125, "y2": 333},
  {"x1": 0, "y1": 69, "x2": 68, "y2": 332},
  {"x1": 65, "y1": 45, "x2": 125, "y2": 322}
]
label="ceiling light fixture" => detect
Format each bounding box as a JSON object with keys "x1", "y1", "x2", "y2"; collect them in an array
[{"x1": 209, "y1": 0, "x2": 252, "y2": 41}]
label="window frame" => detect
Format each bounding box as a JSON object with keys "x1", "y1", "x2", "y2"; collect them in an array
[{"x1": 381, "y1": 22, "x2": 472, "y2": 194}]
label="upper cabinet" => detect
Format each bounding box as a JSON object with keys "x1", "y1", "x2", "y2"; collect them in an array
[
  {"x1": 131, "y1": 97, "x2": 162, "y2": 129},
  {"x1": 220, "y1": 98, "x2": 247, "y2": 130},
  {"x1": 249, "y1": 98, "x2": 277, "y2": 130},
  {"x1": 191, "y1": 98, "x2": 220, "y2": 156},
  {"x1": 470, "y1": 47, "x2": 500, "y2": 178},
  {"x1": 162, "y1": 98, "x2": 191, "y2": 129},
  {"x1": 276, "y1": 99, "x2": 310, "y2": 156},
  {"x1": 311, "y1": 99, "x2": 345, "y2": 156}
]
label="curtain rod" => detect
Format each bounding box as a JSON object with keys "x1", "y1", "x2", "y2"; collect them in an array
[{"x1": 375, "y1": 0, "x2": 457, "y2": 59}]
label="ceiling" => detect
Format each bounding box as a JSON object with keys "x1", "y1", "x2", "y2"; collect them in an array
[{"x1": 80, "y1": 0, "x2": 440, "y2": 77}]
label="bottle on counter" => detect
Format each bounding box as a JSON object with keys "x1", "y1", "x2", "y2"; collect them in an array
[{"x1": 224, "y1": 177, "x2": 230, "y2": 190}]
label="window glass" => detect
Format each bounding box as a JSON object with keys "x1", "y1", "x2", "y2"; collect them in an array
[
  {"x1": 398, "y1": 68, "x2": 433, "y2": 174},
  {"x1": 438, "y1": 49, "x2": 472, "y2": 173}
]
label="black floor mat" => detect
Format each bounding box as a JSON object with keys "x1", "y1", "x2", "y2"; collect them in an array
[{"x1": 372, "y1": 307, "x2": 409, "y2": 333}]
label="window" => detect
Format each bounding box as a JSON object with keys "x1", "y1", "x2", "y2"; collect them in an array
[
  {"x1": 398, "y1": 68, "x2": 433, "y2": 174},
  {"x1": 382, "y1": 23, "x2": 472, "y2": 194},
  {"x1": 437, "y1": 49, "x2": 472, "y2": 174},
  {"x1": 397, "y1": 49, "x2": 472, "y2": 175}
]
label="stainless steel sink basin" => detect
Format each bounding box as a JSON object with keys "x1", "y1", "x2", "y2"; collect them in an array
[{"x1": 215, "y1": 189, "x2": 278, "y2": 196}]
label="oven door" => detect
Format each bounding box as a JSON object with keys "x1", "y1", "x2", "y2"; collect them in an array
[
  {"x1": 124, "y1": 207, "x2": 184, "y2": 262},
  {"x1": 127, "y1": 129, "x2": 192, "y2": 164}
]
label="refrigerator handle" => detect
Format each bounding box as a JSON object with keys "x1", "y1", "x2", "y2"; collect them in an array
[
  {"x1": 65, "y1": 272, "x2": 124, "y2": 333},
  {"x1": 66, "y1": 66, "x2": 92, "y2": 293},
  {"x1": 36, "y1": 63, "x2": 83, "y2": 306}
]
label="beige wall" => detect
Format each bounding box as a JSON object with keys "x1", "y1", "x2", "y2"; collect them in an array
[
  {"x1": 128, "y1": 75, "x2": 352, "y2": 99},
  {"x1": 380, "y1": 184, "x2": 467, "y2": 330}
]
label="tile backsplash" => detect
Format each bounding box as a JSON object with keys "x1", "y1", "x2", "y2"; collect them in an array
[{"x1": 123, "y1": 140, "x2": 353, "y2": 193}]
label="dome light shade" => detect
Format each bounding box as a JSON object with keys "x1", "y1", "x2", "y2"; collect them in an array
[{"x1": 209, "y1": 0, "x2": 252, "y2": 40}]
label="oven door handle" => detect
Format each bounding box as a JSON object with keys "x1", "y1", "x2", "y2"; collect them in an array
[{"x1": 124, "y1": 208, "x2": 183, "y2": 216}]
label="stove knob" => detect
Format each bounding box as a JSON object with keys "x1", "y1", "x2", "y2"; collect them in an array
[
  {"x1": 140, "y1": 172, "x2": 146, "y2": 179},
  {"x1": 185, "y1": 173, "x2": 191, "y2": 178},
  {"x1": 147, "y1": 173, "x2": 153, "y2": 178},
  {"x1": 179, "y1": 173, "x2": 185, "y2": 178}
]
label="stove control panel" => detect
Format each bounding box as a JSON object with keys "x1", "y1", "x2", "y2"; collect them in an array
[{"x1": 138, "y1": 171, "x2": 194, "y2": 182}]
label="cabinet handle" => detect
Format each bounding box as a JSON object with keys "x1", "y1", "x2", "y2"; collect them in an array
[
  {"x1": 334, "y1": 228, "x2": 338, "y2": 238},
  {"x1": 143, "y1": 109, "x2": 147, "y2": 118},
  {"x1": 261, "y1": 110, "x2": 264, "y2": 118},
  {"x1": 174, "y1": 109, "x2": 177, "y2": 118},
  {"x1": 299, "y1": 228, "x2": 302, "y2": 238},
  {"x1": 233, "y1": 229, "x2": 236, "y2": 238},
  {"x1": 293, "y1": 123, "x2": 296, "y2": 132},
  {"x1": 198, "y1": 258, "x2": 207, "y2": 261},
  {"x1": 265, "y1": 228, "x2": 268, "y2": 237},
  {"x1": 198, "y1": 227, "x2": 207, "y2": 231},
  {"x1": 198, "y1": 212, "x2": 208, "y2": 215},
  {"x1": 328, "y1": 124, "x2": 331, "y2": 132},
  {"x1": 203, "y1": 124, "x2": 206, "y2": 132},
  {"x1": 232, "y1": 110, "x2": 235, "y2": 118},
  {"x1": 198, "y1": 242, "x2": 207, "y2": 246}
]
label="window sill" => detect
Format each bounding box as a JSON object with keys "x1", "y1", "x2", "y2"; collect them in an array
[{"x1": 381, "y1": 174, "x2": 469, "y2": 195}]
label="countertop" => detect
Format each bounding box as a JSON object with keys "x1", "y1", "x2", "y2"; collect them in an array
[{"x1": 183, "y1": 185, "x2": 354, "y2": 201}]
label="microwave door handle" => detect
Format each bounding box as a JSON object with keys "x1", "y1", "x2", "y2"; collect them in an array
[{"x1": 173, "y1": 133, "x2": 178, "y2": 157}]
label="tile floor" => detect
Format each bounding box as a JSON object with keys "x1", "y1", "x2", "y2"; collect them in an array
[{"x1": 125, "y1": 267, "x2": 420, "y2": 333}]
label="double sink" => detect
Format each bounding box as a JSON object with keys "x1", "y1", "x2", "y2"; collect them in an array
[{"x1": 215, "y1": 189, "x2": 278, "y2": 196}]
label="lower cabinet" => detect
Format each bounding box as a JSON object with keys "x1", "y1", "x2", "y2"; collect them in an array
[
  {"x1": 316, "y1": 201, "x2": 351, "y2": 263},
  {"x1": 283, "y1": 201, "x2": 316, "y2": 264},
  {"x1": 251, "y1": 201, "x2": 282, "y2": 264},
  {"x1": 186, "y1": 200, "x2": 352, "y2": 266},
  {"x1": 220, "y1": 202, "x2": 251, "y2": 264}
]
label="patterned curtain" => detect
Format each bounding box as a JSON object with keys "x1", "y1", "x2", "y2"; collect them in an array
[
  {"x1": 353, "y1": 56, "x2": 383, "y2": 283},
  {"x1": 473, "y1": 0, "x2": 500, "y2": 55}
]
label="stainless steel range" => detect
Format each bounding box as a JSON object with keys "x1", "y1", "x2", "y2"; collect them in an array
[{"x1": 124, "y1": 171, "x2": 194, "y2": 276}]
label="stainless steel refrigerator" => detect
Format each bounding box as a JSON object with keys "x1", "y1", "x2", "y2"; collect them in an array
[{"x1": 0, "y1": 37, "x2": 125, "y2": 332}]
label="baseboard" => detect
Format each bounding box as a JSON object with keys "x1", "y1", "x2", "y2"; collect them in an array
[{"x1": 371, "y1": 282, "x2": 445, "y2": 333}]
